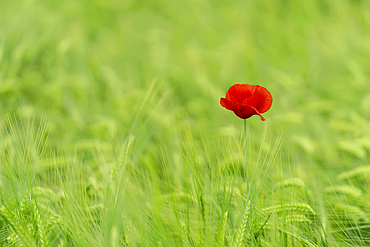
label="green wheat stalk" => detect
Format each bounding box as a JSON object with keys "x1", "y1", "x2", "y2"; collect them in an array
[
  {"x1": 338, "y1": 165, "x2": 370, "y2": 180},
  {"x1": 263, "y1": 203, "x2": 316, "y2": 215},
  {"x1": 324, "y1": 185, "x2": 363, "y2": 199},
  {"x1": 285, "y1": 213, "x2": 312, "y2": 224},
  {"x1": 216, "y1": 210, "x2": 229, "y2": 247},
  {"x1": 0, "y1": 206, "x2": 37, "y2": 247},
  {"x1": 234, "y1": 200, "x2": 251, "y2": 247},
  {"x1": 31, "y1": 200, "x2": 48, "y2": 247},
  {"x1": 275, "y1": 178, "x2": 305, "y2": 190}
]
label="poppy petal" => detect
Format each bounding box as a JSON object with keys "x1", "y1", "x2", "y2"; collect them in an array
[
  {"x1": 221, "y1": 98, "x2": 244, "y2": 119},
  {"x1": 221, "y1": 84, "x2": 272, "y2": 121},
  {"x1": 221, "y1": 97, "x2": 266, "y2": 121},
  {"x1": 242, "y1": 85, "x2": 272, "y2": 113},
  {"x1": 238, "y1": 104, "x2": 265, "y2": 121},
  {"x1": 220, "y1": 97, "x2": 233, "y2": 111},
  {"x1": 225, "y1": 84, "x2": 255, "y2": 103}
]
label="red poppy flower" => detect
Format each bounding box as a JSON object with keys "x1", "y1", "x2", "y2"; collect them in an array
[{"x1": 220, "y1": 84, "x2": 272, "y2": 121}]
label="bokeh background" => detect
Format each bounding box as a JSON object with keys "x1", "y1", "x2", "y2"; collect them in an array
[
  {"x1": 1, "y1": 0, "x2": 370, "y2": 246},
  {"x1": 1, "y1": 0, "x2": 369, "y2": 175}
]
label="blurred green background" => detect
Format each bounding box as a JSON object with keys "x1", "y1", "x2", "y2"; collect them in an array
[
  {"x1": 1, "y1": 0, "x2": 370, "y2": 194},
  {"x1": 1, "y1": 0, "x2": 370, "y2": 246}
]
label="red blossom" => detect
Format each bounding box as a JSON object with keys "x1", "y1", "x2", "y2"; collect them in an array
[{"x1": 220, "y1": 84, "x2": 272, "y2": 121}]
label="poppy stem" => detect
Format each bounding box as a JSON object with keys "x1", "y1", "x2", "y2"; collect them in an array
[{"x1": 244, "y1": 119, "x2": 248, "y2": 180}]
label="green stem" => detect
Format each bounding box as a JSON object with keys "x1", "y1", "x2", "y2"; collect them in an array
[{"x1": 244, "y1": 119, "x2": 247, "y2": 180}]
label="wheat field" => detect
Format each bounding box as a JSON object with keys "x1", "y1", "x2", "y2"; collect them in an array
[{"x1": 1, "y1": 0, "x2": 370, "y2": 246}]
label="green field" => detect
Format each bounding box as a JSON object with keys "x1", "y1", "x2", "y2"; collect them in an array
[{"x1": 1, "y1": 0, "x2": 370, "y2": 246}]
